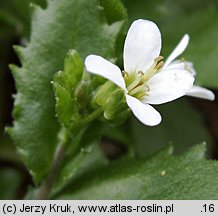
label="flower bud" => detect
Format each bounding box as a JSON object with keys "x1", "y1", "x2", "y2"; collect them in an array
[
  {"x1": 74, "y1": 80, "x2": 90, "y2": 109},
  {"x1": 93, "y1": 81, "x2": 128, "y2": 120}
]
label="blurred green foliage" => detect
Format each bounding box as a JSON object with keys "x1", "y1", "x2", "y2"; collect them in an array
[
  {"x1": 104, "y1": 99, "x2": 213, "y2": 157},
  {"x1": 0, "y1": 0, "x2": 46, "y2": 37},
  {"x1": 0, "y1": 168, "x2": 21, "y2": 199}
]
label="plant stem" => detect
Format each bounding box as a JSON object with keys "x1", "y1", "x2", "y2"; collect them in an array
[
  {"x1": 70, "y1": 108, "x2": 103, "y2": 133},
  {"x1": 35, "y1": 108, "x2": 103, "y2": 199},
  {"x1": 35, "y1": 139, "x2": 68, "y2": 200}
]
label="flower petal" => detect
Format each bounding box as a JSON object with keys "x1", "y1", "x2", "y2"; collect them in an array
[
  {"x1": 166, "y1": 62, "x2": 185, "y2": 70},
  {"x1": 143, "y1": 69, "x2": 194, "y2": 104},
  {"x1": 186, "y1": 85, "x2": 215, "y2": 101},
  {"x1": 163, "y1": 34, "x2": 190, "y2": 69},
  {"x1": 183, "y1": 61, "x2": 196, "y2": 76},
  {"x1": 85, "y1": 55, "x2": 126, "y2": 91},
  {"x1": 124, "y1": 19, "x2": 161, "y2": 73},
  {"x1": 126, "y1": 94, "x2": 161, "y2": 126},
  {"x1": 166, "y1": 60, "x2": 196, "y2": 76}
]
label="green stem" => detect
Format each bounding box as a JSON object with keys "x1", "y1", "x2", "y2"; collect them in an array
[
  {"x1": 70, "y1": 108, "x2": 103, "y2": 133},
  {"x1": 35, "y1": 108, "x2": 103, "y2": 199},
  {"x1": 35, "y1": 133, "x2": 69, "y2": 200}
]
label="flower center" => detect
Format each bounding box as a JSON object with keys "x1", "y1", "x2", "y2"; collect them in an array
[{"x1": 124, "y1": 56, "x2": 164, "y2": 100}]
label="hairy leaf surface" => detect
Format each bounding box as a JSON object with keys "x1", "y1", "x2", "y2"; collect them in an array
[{"x1": 10, "y1": 0, "x2": 126, "y2": 182}]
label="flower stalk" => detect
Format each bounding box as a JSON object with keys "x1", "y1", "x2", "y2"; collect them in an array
[
  {"x1": 35, "y1": 127, "x2": 70, "y2": 199},
  {"x1": 35, "y1": 138, "x2": 68, "y2": 200},
  {"x1": 35, "y1": 108, "x2": 103, "y2": 199}
]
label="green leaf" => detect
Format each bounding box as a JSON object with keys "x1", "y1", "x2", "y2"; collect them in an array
[
  {"x1": 52, "y1": 50, "x2": 83, "y2": 128},
  {"x1": 54, "y1": 143, "x2": 108, "y2": 196},
  {"x1": 54, "y1": 50, "x2": 83, "y2": 92},
  {"x1": 100, "y1": 0, "x2": 128, "y2": 24},
  {"x1": 52, "y1": 82, "x2": 75, "y2": 128},
  {"x1": 56, "y1": 144, "x2": 218, "y2": 199},
  {"x1": 10, "y1": 0, "x2": 127, "y2": 183}
]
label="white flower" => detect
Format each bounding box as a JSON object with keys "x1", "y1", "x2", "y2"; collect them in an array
[{"x1": 85, "y1": 19, "x2": 215, "y2": 126}]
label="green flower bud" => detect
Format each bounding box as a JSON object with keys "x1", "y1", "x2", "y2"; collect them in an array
[
  {"x1": 103, "y1": 88, "x2": 126, "y2": 120},
  {"x1": 93, "y1": 81, "x2": 117, "y2": 107},
  {"x1": 74, "y1": 80, "x2": 90, "y2": 109},
  {"x1": 92, "y1": 81, "x2": 128, "y2": 120}
]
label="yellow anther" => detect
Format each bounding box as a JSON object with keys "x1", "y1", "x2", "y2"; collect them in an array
[
  {"x1": 154, "y1": 56, "x2": 164, "y2": 62},
  {"x1": 155, "y1": 61, "x2": 164, "y2": 70}
]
